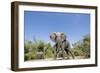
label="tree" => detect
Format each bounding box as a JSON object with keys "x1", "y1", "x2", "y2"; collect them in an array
[
  {"x1": 72, "y1": 34, "x2": 90, "y2": 58},
  {"x1": 24, "y1": 39, "x2": 54, "y2": 61},
  {"x1": 82, "y1": 34, "x2": 90, "y2": 58}
]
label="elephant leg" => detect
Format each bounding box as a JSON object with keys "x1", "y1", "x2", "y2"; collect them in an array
[
  {"x1": 53, "y1": 48, "x2": 57, "y2": 60},
  {"x1": 68, "y1": 50, "x2": 75, "y2": 59},
  {"x1": 61, "y1": 48, "x2": 66, "y2": 59},
  {"x1": 53, "y1": 44, "x2": 57, "y2": 60},
  {"x1": 64, "y1": 48, "x2": 70, "y2": 59}
]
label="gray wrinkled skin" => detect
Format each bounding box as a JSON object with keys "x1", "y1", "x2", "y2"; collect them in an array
[{"x1": 50, "y1": 32, "x2": 74, "y2": 59}]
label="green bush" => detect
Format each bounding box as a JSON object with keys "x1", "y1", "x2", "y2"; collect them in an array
[
  {"x1": 24, "y1": 34, "x2": 90, "y2": 61},
  {"x1": 72, "y1": 34, "x2": 90, "y2": 58},
  {"x1": 24, "y1": 40, "x2": 54, "y2": 61}
]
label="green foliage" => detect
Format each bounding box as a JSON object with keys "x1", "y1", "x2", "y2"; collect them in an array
[
  {"x1": 45, "y1": 43, "x2": 54, "y2": 58},
  {"x1": 72, "y1": 34, "x2": 90, "y2": 58},
  {"x1": 24, "y1": 34, "x2": 90, "y2": 61},
  {"x1": 24, "y1": 39, "x2": 54, "y2": 61},
  {"x1": 25, "y1": 51, "x2": 36, "y2": 61}
]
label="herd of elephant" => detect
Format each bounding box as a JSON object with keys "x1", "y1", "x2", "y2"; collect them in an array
[{"x1": 36, "y1": 32, "x2": 75, "y2": 60}]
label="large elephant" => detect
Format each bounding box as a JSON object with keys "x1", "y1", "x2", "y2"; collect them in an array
[{"x1": 50, "y1": 32, "x2": 74, "y2": 59}]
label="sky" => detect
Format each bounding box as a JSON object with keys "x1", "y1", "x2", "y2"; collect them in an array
[{"x1": 24, "y1": 11, "x2": 90, "y2": 45}]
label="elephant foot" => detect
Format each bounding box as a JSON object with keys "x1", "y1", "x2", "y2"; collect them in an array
[{"x1": 53, "y1": 57, "x2": 57, "y2": 60}]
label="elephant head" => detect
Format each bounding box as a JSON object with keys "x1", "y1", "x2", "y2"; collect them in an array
[{"x1": 50, "y1": 32, "x2": 66, "y2": 43}]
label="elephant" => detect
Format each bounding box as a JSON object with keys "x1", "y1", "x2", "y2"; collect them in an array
[{"x1": 50, "y1": 32, "x2": 74, "y2": 59}]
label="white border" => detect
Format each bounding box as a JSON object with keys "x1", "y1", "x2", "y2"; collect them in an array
[{"x1": 18, "y1": 5, "x2": 96, "y2": 68}]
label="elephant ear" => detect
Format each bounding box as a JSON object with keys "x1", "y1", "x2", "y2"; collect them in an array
[
  {"x1": 50, "y1": 32, "x2": 57, "y2": 42},
  {"x1": 61, "y1": 33, "x2": 66, "y2": 41}
]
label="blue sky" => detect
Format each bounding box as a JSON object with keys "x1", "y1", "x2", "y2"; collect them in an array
[{"x1": 24, "y1": 11, "x2": 90, "y2": 45}]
